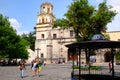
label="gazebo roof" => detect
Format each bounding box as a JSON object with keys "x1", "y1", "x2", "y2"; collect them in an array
[{"x1": 66, "y1": 40, "x2": 120, "y2": 49}]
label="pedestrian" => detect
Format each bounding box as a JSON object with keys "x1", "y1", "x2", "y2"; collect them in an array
[
  {"x1": 37, "y1": 61, "x2": 43, "y2": 77},
  {"x1": 18, "y1": 61, "x2": 26, "y2": 78},
  {"x1": 44, "y1": 62, "x2": 46, "y2": 66},
  {"x1": 31, "y1": 60, "x2": 38, "y2": 77},
  {"x1": 31, "y1": 60, "x2": 34, "y2": 69},
  {"x1": 109, "y1": 61, "x2": 112, "y2": 73}
]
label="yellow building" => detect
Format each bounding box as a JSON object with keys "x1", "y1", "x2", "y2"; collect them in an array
[{"x1": 106, "y1": 31, "x2": 120, "y2": 41}]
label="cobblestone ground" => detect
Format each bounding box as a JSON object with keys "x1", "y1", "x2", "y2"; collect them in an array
[
  {"x1": 0, "y1": 63, "x2": 72, "y2": 80},
  {"x1": 1, "y1": 63, "x2": 120, "y2": 80}
]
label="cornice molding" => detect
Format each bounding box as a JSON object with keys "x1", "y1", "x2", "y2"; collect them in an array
[
  {"x1": 36, "y1": 26, "x2": 51, "y2": 28},
  {"x1": 37, "y1": 13, "x2": 56, "y2": 18},
  {"x1": 36, "y1": 22, "x2": 53, "y2": 25}
]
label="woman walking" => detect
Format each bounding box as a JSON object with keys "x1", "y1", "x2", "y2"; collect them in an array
[{"x1": 31, "y1": 60, "x2": 38, "y2": 77}]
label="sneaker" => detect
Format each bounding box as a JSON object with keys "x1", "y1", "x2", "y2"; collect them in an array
[{"x1": 21, "y1": 76, "x2": 23, "y2": 78}]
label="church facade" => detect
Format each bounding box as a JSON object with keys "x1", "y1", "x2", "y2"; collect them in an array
[{"x1": 34, "y1": 2, "x2": 75, "y2": 63}]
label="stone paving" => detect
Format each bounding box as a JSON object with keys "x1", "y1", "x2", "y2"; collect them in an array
[
  {"x1": 0, "y1": 63, "x2": 72, "y2": 80},
  {"x1": 1, "y1": 63, "x2": 120, "y2": 80}
]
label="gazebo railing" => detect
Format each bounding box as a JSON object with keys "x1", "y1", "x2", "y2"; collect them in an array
[{"x1": 72, "y1": 64, "x2": 120, "y2": 80}]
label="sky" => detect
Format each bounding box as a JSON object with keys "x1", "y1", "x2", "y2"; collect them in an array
[{"x1": 0, "y1": 0, "x2": 120, "y2": 35}]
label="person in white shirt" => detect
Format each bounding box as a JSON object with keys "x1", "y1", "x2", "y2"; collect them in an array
[{"x1": 31, "y1": 60, "x2": 38, "y2": 77}]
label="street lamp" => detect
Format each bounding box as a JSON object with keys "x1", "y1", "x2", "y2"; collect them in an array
[{"x1": 35, "y1": 48, "x2": 41, "y2": 59}]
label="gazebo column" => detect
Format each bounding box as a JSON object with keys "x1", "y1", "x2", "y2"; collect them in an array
[
  {"x1": 111, "y1": 48, "x2": 115, "y2": 78},
  {"x1": 71, "y1": 48, "x2": 75, "y2": 78},
  {"x1": 78, "y1": 48, "x2": 81, "y2": 80},
  {"x1": 88, "y1": 48, "x2": 91, "y2": 74}
]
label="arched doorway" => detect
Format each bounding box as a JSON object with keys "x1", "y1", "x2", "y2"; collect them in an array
[{"x1": 104, "y1": 51, "x2": 111, "y2": 62}]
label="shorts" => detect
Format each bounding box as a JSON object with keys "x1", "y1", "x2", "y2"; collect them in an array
[
  {"x1": 32, "y1": 67, "x2": 37, "y2": 71},
  {"x1": 38, "y1": 67, "x2": 42, "y2": 72}
]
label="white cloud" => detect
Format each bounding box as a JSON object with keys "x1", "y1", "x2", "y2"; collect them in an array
[
  {"x1": 107, "y1": 0, "x2": 120, "y2": 6},
  {"x1": 9, "y1": 18, "x2": 21, "y2": 30},
  {"x1": 9, "y1": 18, "x2": 28, "y2": 35},
  {"x1": 18, "y1": 31, "x2": 29, "y2": 35},
  {"x1": 107, "y1": 13, "x2": 120, "y2": 31},
  {"x1": 107, "y1": 0, "x2": 120, "y2": 31},
  {"x1": 107, "y1": 0, "x2": 120, "y2": 13},
  {"x1": 93, "y1": 0, "x2": 120, "y2": 31}
]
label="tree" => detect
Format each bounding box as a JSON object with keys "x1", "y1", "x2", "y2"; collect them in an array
[
  {"x1": 21, "y1": 31, "x2": 36, "y2": 51},
  {"x1": 103, "y1": 33, "x2": 110, "y2": 40},
  {"x1": 53, "y1": 0, "x2": 116, "y2": 41},
  {"x1": 0, "y1": 14, "x2": 29, "y2": 59},
  {"x1": 14, "y1": 39, "x2": 29, "y2": 59},
  {"x1": 53, "y1": 0, "x2": 117, "y2": 63},
  {"x1": 0, "y1": 14, "x2": 16, "y2": 59}
]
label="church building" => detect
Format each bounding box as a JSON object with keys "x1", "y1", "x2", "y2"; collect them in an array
[{"x1": 34, "y1": 2, "x2": 75, "y2": 63}]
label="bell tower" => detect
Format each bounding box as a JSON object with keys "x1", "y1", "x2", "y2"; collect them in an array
[
  {"x1": 40, "y1": 2, "x2": 53, "y2": 14},
  {"x1": 35, "y1": 2, "x2": 56, "y2": 62},
  {"x1": 36, "y1": 2, "x2": 55, "y2": 25}
]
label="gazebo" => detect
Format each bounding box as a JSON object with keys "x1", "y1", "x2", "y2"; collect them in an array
[{"x1": 66, "y1": 34, "x2": 120, "y2": 80}]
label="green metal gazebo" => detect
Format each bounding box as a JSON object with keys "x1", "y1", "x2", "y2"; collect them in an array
[{"x1": 66, "y1": 37, "x2": 120, "y2": 80}]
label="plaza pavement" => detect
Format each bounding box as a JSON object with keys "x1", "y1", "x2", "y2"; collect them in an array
[
  {"x1": 0, "y1": 63, "x2": 72, "y2": 80},
  {"x1": 1, "y1": 62, "x2": 120, "y2": 80}
]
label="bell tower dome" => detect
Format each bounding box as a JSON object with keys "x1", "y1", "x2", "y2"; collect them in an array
[
  {"x1": 36, "y1": 2, "x2": 55, "y2": 25},
  {"x1": 40, "y1": 2, "x2": 53, "y2": 14}
]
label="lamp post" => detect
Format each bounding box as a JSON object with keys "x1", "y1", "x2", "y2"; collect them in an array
[{"x1": 35, "y1": 48, "x2": 41, "y2": 59}]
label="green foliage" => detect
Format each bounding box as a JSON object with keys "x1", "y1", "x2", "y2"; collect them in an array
[
  {"x1": 90, "y1": 66, "x2": 101, "y2": 70},
  {"x1": 0, "y1": 14, "x2": 29, "y2": 59},
  {"x1": 65, "y1": 0, "x2": 95, "y2": 41},
  {"x1": 21, "y1": 31, "x2": 36, "y2": 51},
  {"x1": 103, "y1": 33, "x2": 110, "y2": 40},
  {"x1": 53, "y1": 0, "x2": 117, "y2": 42},
  {"x1": 91, "y1": 1, "x2": 117, "y2": 34},
  {"x1": 115, "y1": 51, "x2": 120, "y2": 60},
  {"x1": 73, "y1": 65, "x2": 100, "y2": 70},
  {"x1": 53, "y1": 19, "x2": 69, "y2": 29}
]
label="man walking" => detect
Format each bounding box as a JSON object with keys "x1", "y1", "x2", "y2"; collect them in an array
[{"x1": 18, "y1": 61, "x2": 26, "y2": 78}]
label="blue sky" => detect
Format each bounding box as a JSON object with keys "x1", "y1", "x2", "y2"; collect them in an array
[{"x1": 0, "y1": 0, "x2": 120, "y2": 35}]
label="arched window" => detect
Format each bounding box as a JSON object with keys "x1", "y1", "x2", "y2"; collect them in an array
[
  {"x1": 39, "y1": 19, "x2": 41, "y2": 23},
  {"x1": 46, "y1": 18, "x2": 47, "y2": 23},
  {"x1": 41, "y1": 34, "x2": 44, "y2": 38},
  {"x1": 42, "y1": 17, "x2": 44, "y2": 23},
  {"x1": 41, "y1": 53, "x2": 44, "y2": 58},
  {"x1": 47, "y1": 8, "x2": 50, "y2": 13},
  {"x1": 70, "y1": 30, "x2": 74, "y2": 37}
]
